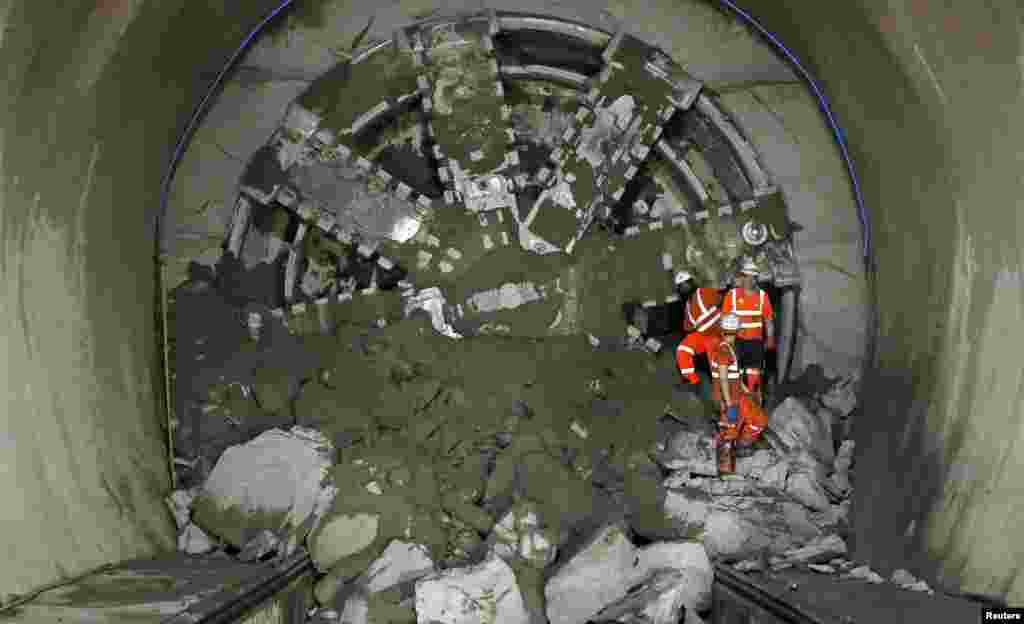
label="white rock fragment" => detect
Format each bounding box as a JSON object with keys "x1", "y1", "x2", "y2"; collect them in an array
[
  {"x1": 636, "y1": 541, "x2": 713, "y2": 614},
  {"x1": 545, "y1": 524, "x2": 639, "y2": 624},
  {"x1": 338, "y1": 594, "x2": 368, "y2": 624},
  {"x1": 786, "y1": 470, "x2": 832, "y2": 511},
  {"x1": 179, "y1": 523, "x2": 215, "y2": 554},
  {"x1": 773, "y1": 535, "x2": 847, "y2": 566},
  {"x1": 482, "y1": 233, "x2": 494, "y2": 250},
  {"x1": 772, "y1": 398, "x2": 834, "y2": 463},
  {"x1": 439, "y1": 260, "x2": 454, "y2": 273},
  {"x1": 445, "y1": 247, "x2": 462, "y2": 260},
  {"x1": 891, "y1": 569, "x2": 917, "y2": 586},
  {"x1": 848, "y1": 565, "x2": 885, "y2": 584},
  {"x1": 733, "y1": 559, "x2": 764, "y2": 573},
  {"x1": 365, "y1": 481, "x2": 383, "y2": 495},
  {"x1": 166, "y1": 488, "x2": 198, "y2": 531},
  {"x1": 311, "y1": 513, "x2": 380, "y2": 572},
  {"x1": 364, "y1": 541, "x2": 435, "y2": 593},
  {"x1": 491, "y1": 503, "x2": 558, "y2": 569},
  {"x1": 821, "y1": 372, "x2": 860, "y2": 418},
  {"x1": 570, "y1": 421, "x2": 589, "y2": 440},
  {"x1": 735, "y1": 450, "x2": 777, "y2": 480},
  {"x1": 416, "y1": 250, "x2": 433, "y2": 270},
  {"x1": 588, "y1": 334, "x2": 601, "y2": 348},
  {"x1": 591, "y1": 569, "x2": 690, "y2": 624},
  {"x1": 659, "y1": 431, "x2": 718, "y2": 476},
  {"x1": 808, "y1": 564, "x2": 836, "y2": 574},
  {"x1": 663, "y1": 491, "x2": 712, "y2": 530},
  {"x1": 194, "y1": 427, "x2": 335, "y2": 549},
  {"x1": 415, "y1": 556, "x2": 530, "y2": 624}
]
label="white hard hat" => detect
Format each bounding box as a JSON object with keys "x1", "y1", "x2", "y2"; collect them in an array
[
  {"x1": 720, "y1": 313, "x2": 741, "y2": 332},
  {"x1": 739, "y1": 259, "x2": 760, "y2": 276},
  {"x1": 674, "y1": 271, "x2": 693, "y2": 286}
]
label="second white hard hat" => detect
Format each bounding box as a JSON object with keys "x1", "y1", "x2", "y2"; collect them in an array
[
  {"x1": 674, "y1": 271, "x2": 693, "y2": 286},
  {"x1": 721, "y1": 313, "x2": 741, "y2": 332}
]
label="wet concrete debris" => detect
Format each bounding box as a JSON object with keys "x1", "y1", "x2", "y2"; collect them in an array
[
  {"x1": 415, "y1": 556, "x2": 531, "y2": 624},
  {"x1": 191, "y1": 427, "x2": 337, "y2": 553}
]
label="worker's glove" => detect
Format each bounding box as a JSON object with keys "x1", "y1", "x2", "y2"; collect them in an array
[
  {"x1": 726, "y1": 405, "x2": 738, "y2": 424},
  {"x1": 766, "y1": 335, "x2": 776, "y2": 350}
]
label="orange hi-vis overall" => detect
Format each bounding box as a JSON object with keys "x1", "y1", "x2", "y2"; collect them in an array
[
  {"x1": 709, "y1": 338, "x2": 767, "y2": 445},
  {"x1": 675, "y1": 288, "x2": 723, "y2": 384},
  {"x1": 721, "y1": 288, "x2": 773, "y2": 341},
  {"x1": 721, "y1": 287, "x2": 774, "y2": 391}
]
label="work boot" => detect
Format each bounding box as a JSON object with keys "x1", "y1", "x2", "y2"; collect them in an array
[{"x1": 717, "y1": 441, "x2": 736, "y2": 475}]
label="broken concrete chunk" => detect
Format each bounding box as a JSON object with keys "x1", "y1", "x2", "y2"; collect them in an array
[
  {"x1": 415, "y1": 556, "x2": 530, "y2": 624},
  {"x1": 591, "y1": 569, "x2": 690, "y2": 624},
  {"x1": 773, "y1": 534, "x2": 846, "y2": 566},
  {"x1": 238, "y1": 529, "x2": 280, "y2": 562},
  {"x1": 891, "y1": 569, "x2": 917, "y2": 586},
  {"x1": 732, "y1": 559, "x2": 764, "y2": 573},
  {"x1": 635, "y1": 541, "x2": 713, "y2": 614},
  {"x1": 192, "y1": 427, "x2": 335, "y2": 550},
  {"x1": 166, "y1": 488, "x2": 199, "y2": 531},
  {"x1": 771, "y1": 398, "x2": 834, "y2": 463},
  {"x1": 758, "y1": 459, "x2": 790, "y2": 489},
  {"x1": 311, "y1": 513, "x2": 380, "y2": 572},
  {"x1": 808, "y1": 564, "x2": 836, "y2": 574},
  {"x1": 848, "y1": 565, "x2": 885, "y2": 584},
  {"x1": 735, "y1": 450, "x2": 777, "y2": 480},
  {"x1": 491, "y1": 502, "x2": 558, "y2": 569},
  {"x1": 663, "y1": 490, "x2": 712, "y2": 532},
  {"x1": 820, "y1": 372, "x2": 859, "y2": 418},
  {"x1": 570, "y1": 421, "x2": 589, "y2": 440},
  {"x1": 658, "y1": 431, "x2": 718, "y2": 476},
  {"x1": 545, "y1": 524, "x2": 639, "y2": 624},
  {"x1": 364, "y1": 540, "x2": 435, "y2": 594},
  {"x1": 785, "y1": 469, "x2": 832, "y2": 511},
  {"x1": 178, "y1": 523, "x2": 215, "y2": 554}
]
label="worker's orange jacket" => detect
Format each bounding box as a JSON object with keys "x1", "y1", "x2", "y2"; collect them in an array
[
  {"x1": 676, "y1": 330, "x2": 719, "y2": 384},
  {"x1": 682, "y1": 287, "x2": 723, "y2": 335},
  {"x1": 721, "y1": 287, "x2": 774, "y2": 341}
]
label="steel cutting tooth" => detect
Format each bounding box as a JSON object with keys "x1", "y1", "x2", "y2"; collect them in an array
[
  {"x1": 596, "y1": 36, "x2": 702, "y2": 224},
  {"x1": 415, "y1": 17, "x2": 515, "y2": 208}
]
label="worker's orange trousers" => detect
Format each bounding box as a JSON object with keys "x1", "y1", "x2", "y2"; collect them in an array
[{"x1": 714, "y1": 393, "x2": 768, "y2": 446}]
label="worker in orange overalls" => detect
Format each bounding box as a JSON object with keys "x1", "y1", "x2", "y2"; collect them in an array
[
  {"x1": 710, "y1": 313, "x2": 769, "y2": 474},
  {"x1": 674, "y1": 271, "x2": 724, "y2": 386},
  {"x1": 721, "y1": 258, "x2": 775, "y2": 400}
]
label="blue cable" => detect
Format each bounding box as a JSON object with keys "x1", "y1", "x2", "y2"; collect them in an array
[
  {"x1": 714, "y1": 0, "x2": 874, "y2": 268},
  {"x1": 156, "y1": 0, "x2": 296, "y2": 257}
]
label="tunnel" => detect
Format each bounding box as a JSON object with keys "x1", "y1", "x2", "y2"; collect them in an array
[{"x1": 1, "y1": 0, "x2": 1022, "y2": 622}]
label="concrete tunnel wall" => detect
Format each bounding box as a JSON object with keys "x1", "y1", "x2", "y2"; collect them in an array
[{"x1": 1, "y1": 0, "x2": 1022, "y2": 606}]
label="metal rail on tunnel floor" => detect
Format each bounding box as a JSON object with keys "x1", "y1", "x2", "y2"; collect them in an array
[{"x1": 712, "y1": 564, "x2": 840, "y2": 624}]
